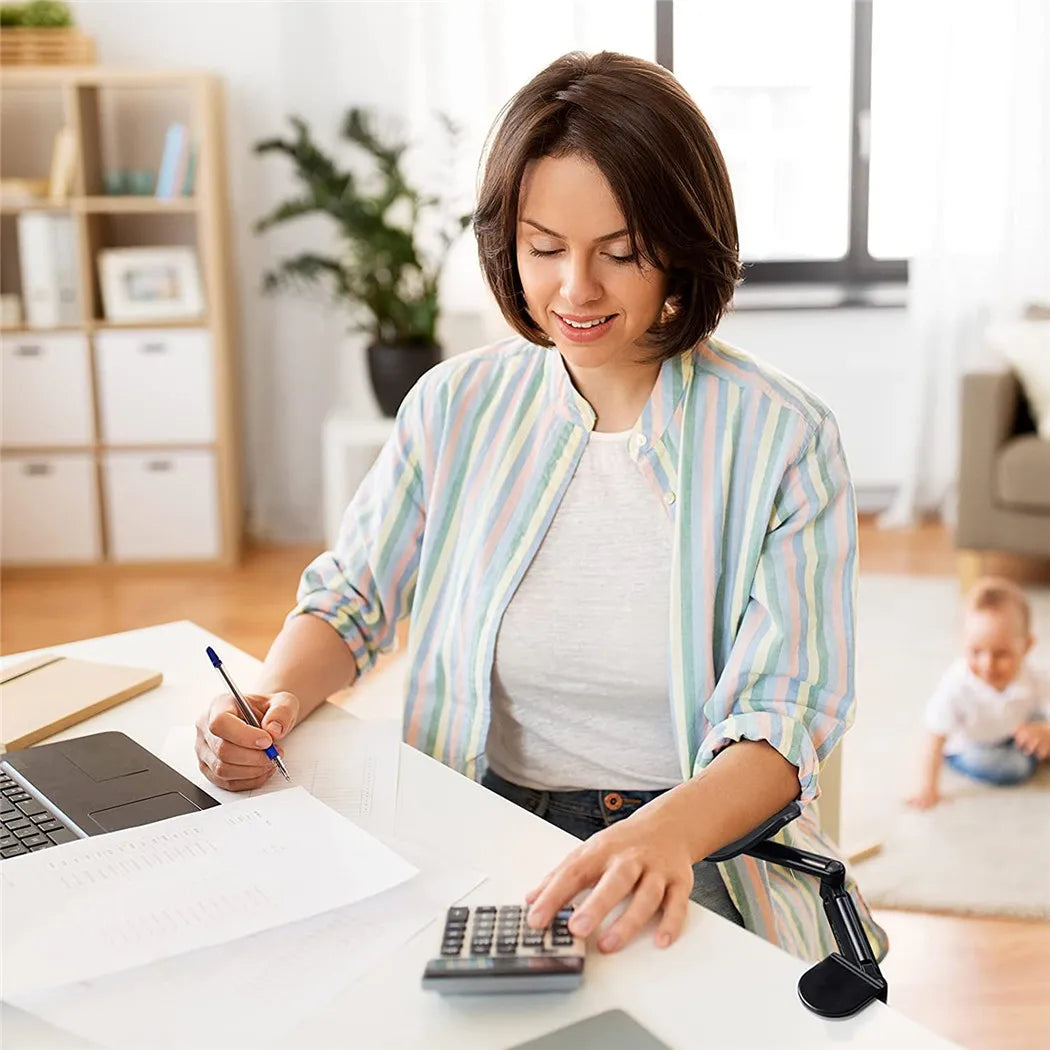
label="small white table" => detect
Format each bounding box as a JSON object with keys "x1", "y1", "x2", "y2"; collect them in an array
[
  {"x1": 0, "y1": 623, "x2": 959, "y2": 1050},
  {"x1": 322, "y1": 411, "x2": 394, "y2": 548}
]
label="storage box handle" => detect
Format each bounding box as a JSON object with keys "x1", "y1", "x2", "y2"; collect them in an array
[
  {"x1": 23, "y1": 463, "x2": 51, "y2": 476},
  {"x1": 141, "y1": 342, "x2": 168, "y2": 354},
  {"x1": 14, "y1": 344, "x2": 42, "y2": 357},
  {"x1": 145, "y1": 460, "x2": 173, "y2": 472}
]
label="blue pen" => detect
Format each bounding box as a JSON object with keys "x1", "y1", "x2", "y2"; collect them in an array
[{"x1": 205, "y1": 646, "x2": 290, "y2": 782}]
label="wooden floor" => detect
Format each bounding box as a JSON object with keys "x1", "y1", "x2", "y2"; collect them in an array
[{"x1": 3, "y1": 517, "x2": 1048, "y2": 1049}]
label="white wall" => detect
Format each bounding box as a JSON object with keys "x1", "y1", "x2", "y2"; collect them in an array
[{"x1": 69, "y1": 1, "x2": 914, "y2": 542}]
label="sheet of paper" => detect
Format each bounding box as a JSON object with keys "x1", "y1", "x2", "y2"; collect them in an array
[
  {"x1": 1, "y1": 787, "x2": 417, "y2": 998},
  {"x1": 162, "y1": 705, "x2": 400, "y2": 835},
  {"x1": 10, "y1": 858, "x2": 486, "y2": 1050}
]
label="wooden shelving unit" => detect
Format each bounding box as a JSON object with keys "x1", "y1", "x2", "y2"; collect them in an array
[{"x1": 0, "y1": 66, "x2": 242, "y2": 568}]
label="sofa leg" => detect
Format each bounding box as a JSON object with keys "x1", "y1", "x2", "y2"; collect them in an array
[{"x1": 957, "y1": 550, "x2": 984, "y2": 592}]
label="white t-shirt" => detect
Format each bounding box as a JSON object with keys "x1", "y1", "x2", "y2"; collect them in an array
[
  {"x1": 485, "y1": 427, "x2": 683, "y2": 791},
  {"x1": 925, "y1": 658, "x2": 1050, "y2": 754}
]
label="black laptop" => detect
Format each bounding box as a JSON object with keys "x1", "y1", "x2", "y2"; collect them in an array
[{"x1": 0, "y1": 730, "x2": 219, "y2": 859}]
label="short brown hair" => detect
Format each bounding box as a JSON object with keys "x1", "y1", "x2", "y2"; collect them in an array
[
  {"x1": 966, "y1": 576, "x2": 1032, "y2": 635},
  {"x1": 474, "y1": 51, "x2": 741, "y2": 362}
]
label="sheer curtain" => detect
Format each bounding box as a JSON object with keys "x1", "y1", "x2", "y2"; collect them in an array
[{"x1": 880, "y1": 0, "x2": 1050, "y2": 528}]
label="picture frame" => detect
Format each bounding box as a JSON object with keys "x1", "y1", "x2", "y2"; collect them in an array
[{"x1": 97, "y1": 246, "x2": 205, "y2": 322}]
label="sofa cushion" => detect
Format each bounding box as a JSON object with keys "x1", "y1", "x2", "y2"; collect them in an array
[
  {"x1": 986, "y1": 319, "x2": 1050, "y2": 439},
  {"x1": 995, "y1": 434, "x2": 1050, "y2": 511}
]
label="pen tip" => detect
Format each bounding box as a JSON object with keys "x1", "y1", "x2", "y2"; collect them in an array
[{"x1": 205, "y1": 646, "x2": 220, "y2": 668}]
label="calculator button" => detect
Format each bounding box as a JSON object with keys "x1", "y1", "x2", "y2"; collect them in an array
[
  {"x1": 556, "y1": 907, "x2": 575, "y2": 919},
  {"x1": 37, "y1": 819, "x2": 64, "y2": 833},
  {"x1": 522, "y1": 931, "x2": 544, "y2": 946},
  {"x1": 470, "y1": 940, "x2": 493, "y2": 955},
  {"x1": 13, "y1": 825, "x2": 38, "y2": 838},
  {"x1": 474, "y1": 906, "x2": 496, "y2": 915},
  {"x1": 447, "y1": 907, "x2": 469, "y2": 922},
  {"x1": 496, "y1": 940, "x2": 519, "y2": 955},
  {"x1": 20, "y1": 834, "x2": 49, "y2": 849},
  {"x1": 441, "y1": 943, "x2": 463, "y2": 956},
  {"x1": 46, "y1": 828, "x2": 78, "y2": 845},
  {"x1": 552, "y1": 932, "x2": 575, "y2": 946}
]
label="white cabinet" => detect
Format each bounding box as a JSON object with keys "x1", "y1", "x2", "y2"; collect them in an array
[
  {"x1": 1, "y1": 454, "x2": 101, "y2": 564},
  {"x1": 102, "y1": 450, "x2": 220, "y2": 561},
  {"x1": 1, "y1": 333, "x2": 94, "y2": 447},
  {"x1": 94, "y1": 328, "x2": 215, "y2": 444}
]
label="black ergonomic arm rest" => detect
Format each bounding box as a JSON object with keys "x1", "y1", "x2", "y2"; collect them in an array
[{"x1": 706, "y1": 801, "x2": 889, "y2": 1019}]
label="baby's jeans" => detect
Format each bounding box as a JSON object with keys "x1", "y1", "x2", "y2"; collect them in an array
[
  {"x1": 480, "y1": 766, "x2": 744, "y2": 927},
  {"x1": 946, "y1": 739, "x2": 1038, "y2": 785}
]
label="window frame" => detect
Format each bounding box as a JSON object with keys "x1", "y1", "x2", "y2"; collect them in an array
[{"x1": 656, "y1": 0, "x2": 908, "y2": 288}]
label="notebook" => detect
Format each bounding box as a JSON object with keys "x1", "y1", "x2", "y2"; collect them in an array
[{"x1": 0, "y1": 654, "x2": 162, "y2": 751}]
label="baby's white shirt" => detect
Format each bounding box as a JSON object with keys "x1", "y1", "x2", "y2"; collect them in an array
[{"x1": 925, "y1": 659, "x2": 1050, "y2": 753}]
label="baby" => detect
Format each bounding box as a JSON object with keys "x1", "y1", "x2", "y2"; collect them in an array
[{"x1": 908, "y1": 576, "x2": 1050, "y2": 809}]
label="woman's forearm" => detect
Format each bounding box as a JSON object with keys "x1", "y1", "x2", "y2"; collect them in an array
[
  {"x1": 250, "y1": 613, "x2": 358, "y2": 722},
  {"x1": 647, "y1": 740, "x2": 801, "y2": 864}
]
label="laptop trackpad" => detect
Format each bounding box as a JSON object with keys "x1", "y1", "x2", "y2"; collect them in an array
[
  {"x1": 89, "y1": 792, "x2": 201, "y2": 832},
  {"x1": 64, "y1": 737, "x2": 150, "y2": 782}
]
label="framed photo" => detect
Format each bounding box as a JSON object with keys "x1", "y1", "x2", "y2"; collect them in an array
[{"x1": 98, "y1": 247, "x2": 205, "y2": 322}]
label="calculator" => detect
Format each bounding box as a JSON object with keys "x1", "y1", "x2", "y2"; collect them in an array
[{"x1": 421, "y1": 903, "x2": 585, "y2": 993}]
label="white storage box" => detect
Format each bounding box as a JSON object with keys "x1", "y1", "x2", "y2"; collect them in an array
[
  {"x1": 94, "y1": 328, "x2": 216, "y2": 444},
  {"x1": 1, "y1": 454, "x2": 101, "y2": 564},
  {"x1": 102, "y1": 449, "x2": 220, "y2": 561},
  {"x1": 1, "y1": 333, "x2": 94, "y2": 447}
]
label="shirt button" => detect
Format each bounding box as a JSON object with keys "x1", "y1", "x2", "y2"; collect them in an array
[
  {"x1": 633, "y1": 433, "x2": 647, "y2": 450},
  {"x1": 664, "y1": 491, "x2": 676, "y2": 505}
]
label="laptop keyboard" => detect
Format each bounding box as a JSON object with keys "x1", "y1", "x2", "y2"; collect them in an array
[{"x1": 0, "y1": 767, "x2": 79, "y2": 858}]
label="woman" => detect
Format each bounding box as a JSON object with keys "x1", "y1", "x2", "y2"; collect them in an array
[{"x1": 195, "y1": 51, "x2": 887, "y2": 963}]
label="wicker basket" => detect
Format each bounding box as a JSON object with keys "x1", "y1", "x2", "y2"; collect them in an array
[{"x1": 0, "y1": 28, "x2": 96, "y2": 66}]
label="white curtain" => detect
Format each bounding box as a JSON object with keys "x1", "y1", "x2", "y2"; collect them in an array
[{"x1": 881, "y1": 0, "x2": 1050, "y2": 528}]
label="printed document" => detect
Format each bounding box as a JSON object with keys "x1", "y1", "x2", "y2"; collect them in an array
[
  {"x1": 1, "y1": 787, "x2": 417, "y2": 997},
  {"x1": 162, "y1": 705, "x2": 399, "y2": 835}
]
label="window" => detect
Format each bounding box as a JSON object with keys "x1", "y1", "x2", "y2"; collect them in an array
[{"x1": 659, "y1": 0, "x2": 908, "y2": 287}]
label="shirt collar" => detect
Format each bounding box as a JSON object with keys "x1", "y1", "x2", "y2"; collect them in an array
[{"x1": 541, "y1": 341, "x2": 698, "y2": 445}]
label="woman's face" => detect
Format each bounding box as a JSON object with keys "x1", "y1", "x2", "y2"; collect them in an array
[{"x1": 516, "y1": 154, "x2": 668, "y2": 375}]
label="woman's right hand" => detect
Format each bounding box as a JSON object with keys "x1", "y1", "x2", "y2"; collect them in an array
[{"x1": 194, "y1": 691, "x2": 300, "y2": 791}]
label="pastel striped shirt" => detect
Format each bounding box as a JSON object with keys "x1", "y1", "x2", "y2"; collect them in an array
[{"x1": 291, "y1": 334, "x2": 889, "y2": 963}]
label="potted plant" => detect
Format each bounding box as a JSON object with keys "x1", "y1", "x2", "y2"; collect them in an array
[{"x1": 254, "y1": 108, "x2": 472, "y2": 416}]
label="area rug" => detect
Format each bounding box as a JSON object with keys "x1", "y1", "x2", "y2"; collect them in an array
[{"x1": 843, "y1": 573, "x2": 1050, "y2": 919}]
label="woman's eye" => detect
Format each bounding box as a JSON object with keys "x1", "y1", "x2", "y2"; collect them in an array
[{"x1": 526, "y1": 247, "x2": 637, "y2": 264}]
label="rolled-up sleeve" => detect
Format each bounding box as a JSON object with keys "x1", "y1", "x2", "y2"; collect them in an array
[
  {"x1": 696, "y1": 411, "x2": 858, "y2": 806},
  {"x1": 288, "y1": 382, "x2": 428, "y2": 681}
]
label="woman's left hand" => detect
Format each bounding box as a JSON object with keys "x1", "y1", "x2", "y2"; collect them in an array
[{"x1": 524, "y1": 797, "x2": 696, "y2": 953}]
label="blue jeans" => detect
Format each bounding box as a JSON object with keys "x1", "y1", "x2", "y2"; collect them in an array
[
  {"x1": 481, "y1": 766, "x2": 744, "y2": 927},
  {"x1": 946, "y1": 740, "x2": 1038, "y2": 786}
]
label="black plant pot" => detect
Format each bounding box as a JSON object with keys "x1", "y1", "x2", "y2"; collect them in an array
[{"x1": 367, "y1": 340, "x2": 442, "y2": 417}]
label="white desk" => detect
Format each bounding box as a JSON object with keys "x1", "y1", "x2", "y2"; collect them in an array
[{"x1": 1, "y1": 622, "x2": 959, "y2": 1050}]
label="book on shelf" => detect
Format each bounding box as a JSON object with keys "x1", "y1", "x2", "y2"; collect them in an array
[
  {"x1": 16, "y1": 212, "x2": 80, "y2": 328},
  {"x1": 155, "y1": 122, "x2": 195, "y2": 199}
]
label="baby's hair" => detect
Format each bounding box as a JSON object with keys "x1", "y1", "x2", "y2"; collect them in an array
[{"x1": 965, "y1": 576, "x2": 1031, "y2": 635}]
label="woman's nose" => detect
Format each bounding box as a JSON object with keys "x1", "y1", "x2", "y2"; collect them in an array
[{"x1": 559, "y1": 257, "x2": 603, "y2": 307}]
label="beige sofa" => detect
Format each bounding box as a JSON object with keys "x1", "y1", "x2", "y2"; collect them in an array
[{"x1": 956, "y1": 368, "x2": 1050, "y2": 582}]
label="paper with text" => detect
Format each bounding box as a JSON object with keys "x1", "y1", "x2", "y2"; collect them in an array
[
  {"x1": 163, "y1": 706, "x2": 400, "y2": 835},
  {"x1": 1, "y1": 787, "x2": 417, "y2": 998},
  {"x1": 10, "y1": 859, "x2": 487, "y2": 1049}
]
